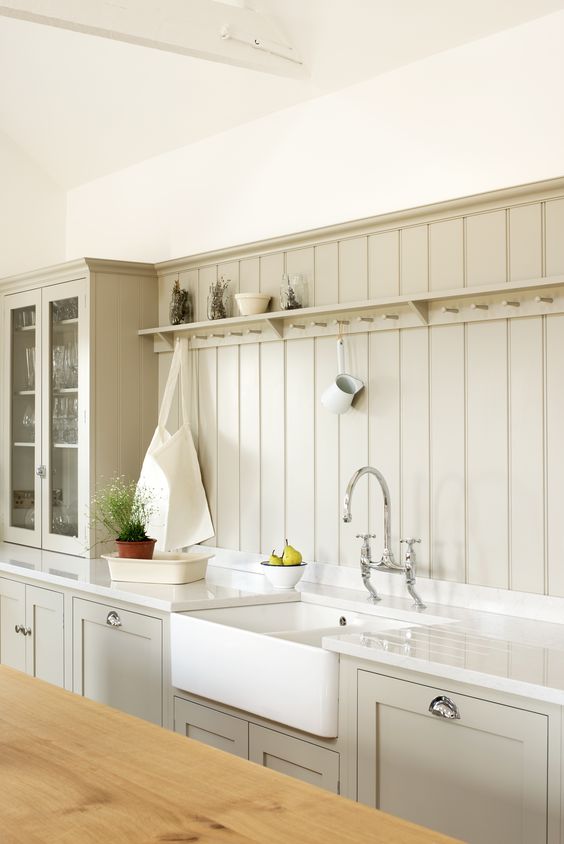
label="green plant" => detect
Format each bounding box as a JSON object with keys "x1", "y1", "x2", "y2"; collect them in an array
[{"x1": 90, "y1": 477, "x2": 156, "y2": 543}]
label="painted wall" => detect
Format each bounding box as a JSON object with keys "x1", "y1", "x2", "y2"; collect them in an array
[
  {"x1": 0, "y1": 130, "x2": 66, "y2": 277},
  {"x1": 66, "y1": 12, "x2": 564, "y2": 264},
  {"x1": 157, "y1": 184, "x2": 564, "y2": 597}
]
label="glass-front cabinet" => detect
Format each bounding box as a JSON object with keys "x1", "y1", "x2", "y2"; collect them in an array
[{"x1": 3, "y1": 280, "x2": 86, "y2": 555}]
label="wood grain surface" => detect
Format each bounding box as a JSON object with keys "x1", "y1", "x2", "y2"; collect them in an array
[{"x1": 0, "y1": 667, "x2": 462, "y2": 843}]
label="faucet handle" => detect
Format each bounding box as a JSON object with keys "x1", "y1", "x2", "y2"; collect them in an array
[
  {"x1": 356, "y1": 533, "x2": 376, "y2": 540},
  {"x1": 401, "y1": 538, "x2": 421, "y2": 548}
]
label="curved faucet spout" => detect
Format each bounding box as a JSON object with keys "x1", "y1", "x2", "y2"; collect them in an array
[{"x1": 343, "y1": 466, "x2": 394, "y2": 565}]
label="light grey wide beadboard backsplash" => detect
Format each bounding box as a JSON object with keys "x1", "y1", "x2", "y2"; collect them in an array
[{"x1": 157, "y1": 185, "x2": 564, "y2": 598}]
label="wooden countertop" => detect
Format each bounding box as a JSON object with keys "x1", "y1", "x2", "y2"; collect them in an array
[{"x1": 0, "y1": 668, "x2": 461, "y2": 843}]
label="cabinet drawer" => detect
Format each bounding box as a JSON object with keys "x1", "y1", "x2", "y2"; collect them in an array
[
  {"x1": 358, "y1": 671, "x2": 548, "y2": 844},
  {"x1": 174, "y1": 697, "x2": 248, "y2": 758},
  {"x1": 249, "y1": 724, "x2": 339, "y2": 793},
  {"x1": 73, "y1": 599, "x2": 162, "y2": 725}
]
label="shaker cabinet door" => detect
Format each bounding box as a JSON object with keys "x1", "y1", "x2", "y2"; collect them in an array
[
  {"x1": 174, "y1": 697, "x2": 249, "y2": 758},
  {"x1": 249, "y1": 724, "x2": 340, "y2": 794},
  {"x1": 73, "y1": 598, "x2": 163, "y2": 725},
  {"x1": 0, "y1": 578, "x2": 26, "y2": 672},
  {"x1": 25, "y1": 585, "x2": 64, "y2": 688},
  {"x1": 357, "y1": 671, "x2": 548, "y2": 844}
]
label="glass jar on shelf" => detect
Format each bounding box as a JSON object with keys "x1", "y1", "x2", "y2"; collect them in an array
[
  {"x1": 207, "y1": 276, "x2": 231, "y2": 320},
  {"x1": 280, "y1": 274, "x2": 307, "y2": 311},
  {"x1": 169, "y1": 277, "x2": 193, "y2": 325}
]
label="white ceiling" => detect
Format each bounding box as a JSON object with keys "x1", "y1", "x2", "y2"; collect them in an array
[{"x1": 1, "y1": 0, "x2": 563, "y2": 189}]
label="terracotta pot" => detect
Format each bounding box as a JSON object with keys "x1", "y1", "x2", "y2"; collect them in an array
[{"x1": 115, "y1": 539, "x2": 156, "y2": 560}]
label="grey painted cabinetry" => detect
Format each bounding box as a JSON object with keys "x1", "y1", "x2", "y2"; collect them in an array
[
  {"x1": 174, "y1": 696, "x2": 340, "y2": 793},
  {"x1": 73, "y1": 598, "x2": 163, "y2": 725},
  {"x1": 0, "y1": 577, "x2": 64, "y2": 687},
  {"x1": 356, "y1": 670, "x2": 549, "y2": 844}
]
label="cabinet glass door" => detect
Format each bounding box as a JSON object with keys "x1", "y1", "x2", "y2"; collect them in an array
[
  {"x1": 42, "y1": 281, "x2": 85, "y2": 554},
  {"x1": 4, "y1": 292, "x2": 42, "y2": 547}
]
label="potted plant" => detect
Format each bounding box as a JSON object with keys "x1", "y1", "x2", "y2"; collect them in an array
[{"x1": 90, "y1": 476, "x2": 157, "y2": 559}]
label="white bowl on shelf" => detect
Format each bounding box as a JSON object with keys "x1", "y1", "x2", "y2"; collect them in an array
[
  {"x1": 235, "y1": 293, "x2": 271, "y2": 316},
  {"x1": 260, "y1": 562, "x2": 307, "y2": 589}
]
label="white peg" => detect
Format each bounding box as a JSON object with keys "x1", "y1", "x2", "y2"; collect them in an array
[
  {"x1": 470, "y1": 303, "x2": 489, "y2": 311},
  {"x1": 502, "y1": 300, "x2": 520, "y2": 308},
  {"x1": 535, "y1": 296, "x2": 553, "y2": 304},
  {"x1": 441, "y1": 307, "x2": 459, "y2": 314},
  {"x1": 381, "y1": 314, "x2": 399, "y2": 321}
]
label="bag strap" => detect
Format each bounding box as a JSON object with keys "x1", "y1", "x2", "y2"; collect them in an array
[{"x1": 158, "y1": 337, "x2": 192, "y2": 430}]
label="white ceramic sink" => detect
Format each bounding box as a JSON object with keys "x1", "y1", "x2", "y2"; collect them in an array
[{"x1": 170, "y1": 601, "x2": 413, "y2": 737}]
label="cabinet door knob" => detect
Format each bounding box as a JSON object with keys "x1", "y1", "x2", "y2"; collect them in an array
[
  {"x1": 429, "y1": 695, "x2": 460, "y2": 720},
  {"x1": 106, "y1": 611, "x2": 122, "y2": 628},
  {"x1": 14, "y1": 624, "x2": 23, "y2": 634},
  {"x1": 36, "y1": 465, "x2": 47, "y2": 479},
  {"x1": 24, "y1": 627, "x2": 32, "y2": 637}
]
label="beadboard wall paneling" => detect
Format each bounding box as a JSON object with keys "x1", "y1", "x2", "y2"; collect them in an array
[
  {"x1": 239, "y1": 344, "x2": 261, "y2": 553},
  {"x1": 157, "y1": 185, "x2": 564, "y2": 595},
  {"x1": 429, "y1": 324, "x2": 465, "y2": 583}
]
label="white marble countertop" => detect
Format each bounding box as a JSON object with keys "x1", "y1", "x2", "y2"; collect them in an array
[
  {"x1": 0, "y1": 543, "x2": 297, "y2": 613},
  {"x1": 2, "y1": 541, "x2": 564, "y2": 707}
]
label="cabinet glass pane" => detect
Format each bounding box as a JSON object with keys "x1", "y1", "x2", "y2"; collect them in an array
[
  {"x1": 10, "y1": 306, "x2": 37, "y2": 531},
  {"x1": 49, "y1": 297, "x2": 79, "y2": 538}
]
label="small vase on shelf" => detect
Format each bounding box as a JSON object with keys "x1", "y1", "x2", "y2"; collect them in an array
[
  {"x1": 280, "y1": 274, "x2": 307, "y2": 311},
  {"x1": 207, "y1": 276, "x2": 231, "y2": 321},
  {"x1": 169, "y1": 277, "x2": 193, "y2": 325}
]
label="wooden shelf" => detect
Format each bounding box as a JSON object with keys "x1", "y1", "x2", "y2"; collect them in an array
[
  {"x1": 14, "y1": 390, "x2": 35, "y2": 396},
  {"x1": 53, "y1": 443, "x2": 78, "y2": 449},
  {"x1": 139, "y1": 274, "x2": 564, "y2": 351},
  {"x1": 13, "y1": 442, "x2": 34, "y2": 448}
]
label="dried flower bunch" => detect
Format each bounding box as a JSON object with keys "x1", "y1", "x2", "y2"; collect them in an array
[
  {"x1": 208, "y1": 276, "x2": 230, "y2": 320},
  {"x1": 280, "y1": 274, "x2": 304, "y2": 310},
  {"x1": 169, "y1": 277, "x2": 192, "y2": 325},
  {"x1": 90, "y1": 476, "x2": 156, "y2": 543}
]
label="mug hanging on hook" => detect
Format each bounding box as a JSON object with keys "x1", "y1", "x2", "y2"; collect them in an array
[{"x1": 321, "y1": 335, "x2": 364, "y2": 415}]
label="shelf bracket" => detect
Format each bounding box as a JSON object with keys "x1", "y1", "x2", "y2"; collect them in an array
[
  {"x1": 407, "y1": 300, "x2": 429, "y2": 325},
  {"x1": 154, "y1": 331, "x2": 174, "y2": 351},
  {"x1": 265, "y1": 318, "x2": 284, "y2": 339}
]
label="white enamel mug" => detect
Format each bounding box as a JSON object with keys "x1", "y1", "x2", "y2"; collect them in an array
[{"x1": 321, "y1": 338, "x2": 364, "y2": 414}]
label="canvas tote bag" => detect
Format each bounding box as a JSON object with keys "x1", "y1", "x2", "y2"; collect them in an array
[{"x1": 138, "y1": 337, "x2": 214, "y2": 551}]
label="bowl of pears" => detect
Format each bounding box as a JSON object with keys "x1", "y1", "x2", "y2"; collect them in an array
[{"x1": 261, "y1": 539, "x2": 306, "y2": 589}]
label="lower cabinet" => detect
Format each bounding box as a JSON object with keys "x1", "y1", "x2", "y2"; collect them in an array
[
  {"x1": 249, "y1": 724, "x2": 340, "y2": 793},
  {"x1": 357, "y1": 670, "x2": 548, "y2": 844},
  {"x1": 174, "y1": 697, "x2": 340, "y2": 793},
  {"x1": 0, "y1": 577, "x2": 64, "y2": 687},
  {"x1": 174, "y1": 697, "x2": 249, "y2": 758},
  {"x1": 73, "y1": 598, "x2": 163, "y2": 725}
]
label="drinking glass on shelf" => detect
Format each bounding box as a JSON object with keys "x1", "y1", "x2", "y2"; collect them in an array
[
  {"x1": 25, "y1": 346, "x2": 35, "y2": 390},
  {"x1": 22, "y1": 404, "x2": 35, "y2": 441},
  {"x1": 66, "y1": 338, "x2": 78, "y2": 388},
  {"x1": 52, "y1": 345, "x2": 66, "y2": 390}
]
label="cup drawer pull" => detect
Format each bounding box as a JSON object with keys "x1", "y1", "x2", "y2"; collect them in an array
[
  {"x1": 429, "y1": 695, "x2": 460, "y2": 720},
  {"x1": 106, "y1": 611, "x2": 122, "y2": 628}
]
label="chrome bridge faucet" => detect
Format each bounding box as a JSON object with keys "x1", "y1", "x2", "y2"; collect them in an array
[{"x1": 343, "y1": 466, "x2": 426, "y2": 610}]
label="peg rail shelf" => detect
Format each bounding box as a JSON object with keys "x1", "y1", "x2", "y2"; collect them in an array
[{"x1": 139, "y1": 274, "x2": 564, "y2": 351}]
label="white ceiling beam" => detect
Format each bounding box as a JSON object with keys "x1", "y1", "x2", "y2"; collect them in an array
[{"x1": 0, "y1": 0, "x2": 305, "y2": 78}]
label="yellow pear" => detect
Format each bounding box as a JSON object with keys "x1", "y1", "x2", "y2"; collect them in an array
[
  {"x1": 282, "y1": 539, "x2": 302, "y2": 566},
  {"x1": 269, "y1": 549, "x2": 283, "y2": 566}
]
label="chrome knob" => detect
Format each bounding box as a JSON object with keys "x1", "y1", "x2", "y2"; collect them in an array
[
  {"x1": 24, "y1": 627, "x2": 32, "y2": 637},
  {"x1": 36, "y1": 465, "x2": 46, "y2": 479},
  {"x1": 106, "y1": 611, "x2": 122, "y2": 628},
  {"x1": 429, "y1": 695, "x2": 460, "y2": 720},
  {"x1": 14, "y1": 624, "x2": 23, "y2": 634}
]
